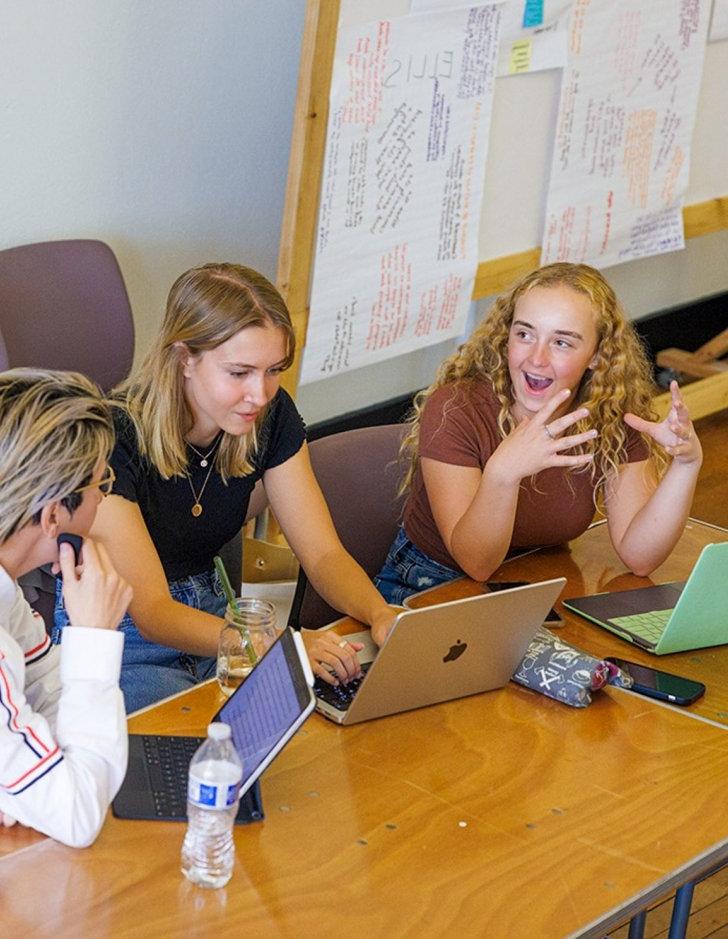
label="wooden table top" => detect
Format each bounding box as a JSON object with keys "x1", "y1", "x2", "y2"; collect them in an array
[
  {"x1": 408, "y1": 517, "x2": 728, "y2": 724},
  {"x1": 3, "y1": 518, "x2": 728, "y2": 938}
]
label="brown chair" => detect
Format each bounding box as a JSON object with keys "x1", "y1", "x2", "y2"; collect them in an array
[
  {"x1": 288, "y1": 423, "x2": 407, "y2": 630},
  {"x1": 0, "y1": 239, "x2": 134, "y2": 390}
]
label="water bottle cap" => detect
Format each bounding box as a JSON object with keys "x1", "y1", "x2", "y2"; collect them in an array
[{"x1": 207, "y1": 722, "x2": 231, "y2": 741}]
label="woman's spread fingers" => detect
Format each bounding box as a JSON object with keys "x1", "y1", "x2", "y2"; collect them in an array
[
  {"x1": 550, "y1": 406, "x2": 590, "y2": 435},
  {"x1": 536, "y1": 388, "x2": 573, "y2": 424},
  {"x1": 553, "y1": 428, "x2": 597, "y2": 451},
  {"x1": 553, "y1": 452, "x2": 594, "y2": 467}
]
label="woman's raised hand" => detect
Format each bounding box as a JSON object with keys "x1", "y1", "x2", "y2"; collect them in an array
[
  {"x1": 624, "y1": 381, "x2": 702, "y2": 466},
  {"x1": 488, "y1": 388, "x2": 597, "y2": 485}
]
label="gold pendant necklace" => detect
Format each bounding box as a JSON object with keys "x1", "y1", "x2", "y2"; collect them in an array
[{"x1": 186, "y1": 459, "x2": 216, "y2": 517}]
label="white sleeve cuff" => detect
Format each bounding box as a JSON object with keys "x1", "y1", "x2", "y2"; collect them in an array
[{"x1": 60, "y1": 627, "x2": 124, "y2": 684}]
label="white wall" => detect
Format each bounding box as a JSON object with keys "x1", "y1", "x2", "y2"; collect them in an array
[
  {"x1": 1, "y1": 0, "x2": 305, "y2": 364},
  {"x1": 2, "y1": 2, "x2": 726, "y2": 427}
]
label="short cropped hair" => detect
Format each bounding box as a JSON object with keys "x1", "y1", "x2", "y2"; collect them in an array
[{"x1": 0, "y1": 369, "x2": 114, "y2": 543}]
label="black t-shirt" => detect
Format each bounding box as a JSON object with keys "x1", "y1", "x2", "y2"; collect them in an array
[{"x1": 110, "y1": 389, "x2": 306, "y2": 581}]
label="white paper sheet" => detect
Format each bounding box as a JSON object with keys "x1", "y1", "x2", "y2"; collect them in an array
[
  {"x1": 411, "y1": 0, "x2": 571, "y2": 74},
  {"x1": 541, "y1": 0, "x2": 711, "y2": 269},
  {"x1": 710, "y1": 0, "x2": 728, "y2": 41},
  {"x1": 301, "y1": 6, "x2": 503, "y2": 384}
]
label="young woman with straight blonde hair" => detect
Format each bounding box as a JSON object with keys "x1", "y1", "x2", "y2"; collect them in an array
[
  {"x1": 375, "y1": 262, "x2": 703, "y2": 604},
  {"x1": 53, "y1": 263, "x2": 396, "y2": 711}
]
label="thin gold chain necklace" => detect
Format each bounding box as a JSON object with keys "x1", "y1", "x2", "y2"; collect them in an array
[{"x1": 186, "y1": 460, "x2": 216, "y2": 517}]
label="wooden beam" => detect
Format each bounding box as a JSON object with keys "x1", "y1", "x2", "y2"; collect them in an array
[
  {"x1": 653, "y1": 371, "x2": 728, "y2": 421},
  {"x1": 472, "y1": 194, "x2": 728, "y2": 300},
  {"x1": 276, "y1": 0, "x2": 340, "y2": 396},
  {"x1": 657, "y1": 348, "x2": 728, "y2": 378}
]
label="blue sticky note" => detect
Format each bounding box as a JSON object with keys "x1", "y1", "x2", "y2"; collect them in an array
[{"x1": 523, "y1": 0, "x2": 544, "y2": 28}]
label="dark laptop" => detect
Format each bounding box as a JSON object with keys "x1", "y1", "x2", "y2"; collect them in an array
[{"x1": 112, "y1": 628, "x2": 315, "y2": 823}]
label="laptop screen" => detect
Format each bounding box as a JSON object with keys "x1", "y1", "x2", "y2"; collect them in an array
[{"x1": 215, "y1": 629, "x2": 313, "y2": 788}]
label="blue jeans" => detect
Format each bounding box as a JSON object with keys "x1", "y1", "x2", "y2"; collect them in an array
[
  {"x1": 53, "y1": 569, "x2": 226, "y2": 713},
  {"x1": 374, "y1": 526, "x2": 461, "y2": 606}
]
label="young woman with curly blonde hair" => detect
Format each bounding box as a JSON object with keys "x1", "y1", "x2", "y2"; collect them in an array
[{"x1": 375, "y1": 263, "x2": 703, "y2": 604}]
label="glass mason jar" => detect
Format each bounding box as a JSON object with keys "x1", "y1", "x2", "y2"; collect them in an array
[{"x1": 216, "y1": 598, "x2": 278, "y2": 697}]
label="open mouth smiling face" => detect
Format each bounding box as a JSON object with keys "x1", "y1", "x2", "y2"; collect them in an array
[{"x1": 507, "y1": 284, "x2": 599, "y2": 422}]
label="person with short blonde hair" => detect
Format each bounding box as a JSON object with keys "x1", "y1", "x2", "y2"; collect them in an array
[
  {"x1": 0, "y1": 369, "x2": 131, "y2": 846},
  {"x1": 375, "y1": 263, "x2": 703, "y2": 604},
  {"x1": 54, "y1": 263, "x2": 397, "y2": 711}
]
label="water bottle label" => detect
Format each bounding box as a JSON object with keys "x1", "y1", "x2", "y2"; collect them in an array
[{"x1": 188, "y1": 776, "x2": 241, "y2": 810}]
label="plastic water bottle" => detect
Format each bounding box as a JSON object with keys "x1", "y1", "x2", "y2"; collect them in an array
[{"x1": 181, "y1": 723, "x2": 242, "y2": 888}]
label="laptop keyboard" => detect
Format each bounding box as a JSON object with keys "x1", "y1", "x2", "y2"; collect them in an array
[
  {"x1": 314, "y1": 663, "x2": 371, "y2": 712},
  {"x1": 608, "y1": 608, "x2": 674, "y2": 644},
  {"x1": 142, "y1": 734, "x2": 203, "y2": 818}
]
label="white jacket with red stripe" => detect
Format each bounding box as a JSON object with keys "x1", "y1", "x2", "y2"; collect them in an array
[{"x1": 0, "y1": 564, "x2": 127, "y2": 847}]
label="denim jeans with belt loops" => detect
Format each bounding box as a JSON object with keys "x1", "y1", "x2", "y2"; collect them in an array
[
  {"x1": 53, "y1": 569, "x2": 226, "y2": 713},
  {"x1": 374, "y1": 526, "x2": 461, "y2": 606}
]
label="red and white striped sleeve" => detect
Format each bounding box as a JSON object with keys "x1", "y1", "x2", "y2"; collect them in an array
[{"x1": 0, "y1": 581, "x2": 127, "y2": 847}]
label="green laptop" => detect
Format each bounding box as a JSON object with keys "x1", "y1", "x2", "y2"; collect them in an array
[{"x1": 562, "y1": 542, "x2": 728, "y2": 655}]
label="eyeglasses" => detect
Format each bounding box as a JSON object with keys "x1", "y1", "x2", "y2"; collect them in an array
[{"x1": 75, "y1": 465, "x2": 116, "y2": 497}]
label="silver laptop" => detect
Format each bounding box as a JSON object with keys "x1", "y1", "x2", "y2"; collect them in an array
[{"x1": 314, "y1": 578, "x2": 566, "y2": 724}]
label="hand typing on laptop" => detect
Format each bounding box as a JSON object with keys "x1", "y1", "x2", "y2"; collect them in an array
[
  {"x1": 300, "y1": 629, "x2": 365, "y2": 686},
  {"x1": 301, "y1": 604, "x2": 401, "y2": 686}
]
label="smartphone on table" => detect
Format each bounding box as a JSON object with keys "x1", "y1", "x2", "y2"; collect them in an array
[
  {"x1": 484, "y1": 581, "x2": 563, "y2": 626},
  {"x1": 605, "y1": 657, "x2": 706, "y2": 706}
]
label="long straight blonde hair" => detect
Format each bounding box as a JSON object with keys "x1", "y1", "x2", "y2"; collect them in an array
[
  {"x1": 114, "y1": 263, "x2": 296, "y2": 480},
  {"x1": 401, "y1": 263, "x2": 665, "y2": 500}
]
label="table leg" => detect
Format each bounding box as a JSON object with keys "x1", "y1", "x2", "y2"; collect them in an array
[
  {"x1": 627, "y1": 909, "x2": 646, "y2": 939},
  {"x1": 668, "y1": 881, "x2": 696, "y2": 939}
]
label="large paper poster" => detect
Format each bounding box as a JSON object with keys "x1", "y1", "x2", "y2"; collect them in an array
[
  {"x1": 300, "y1": 5, "x2": 503, "y2": 385},
  {"x1": 541, "y1": 0, "x2": 710, "y2": 268}
]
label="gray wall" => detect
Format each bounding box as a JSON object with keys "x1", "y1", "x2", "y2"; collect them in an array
[{"x1": 1, "y1": 0, "x2": 305, "y2": 366}]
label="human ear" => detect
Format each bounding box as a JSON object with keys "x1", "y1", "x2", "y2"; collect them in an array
[
  {"x1": 174, "y1": 341, "x2": 195, "y2": 379},
  {"x1": 588, "y1": 347, "x2": 600, "y2": 371},
  {"x1": 39, "y1": 502, "x2": 63, "y2": 539}
]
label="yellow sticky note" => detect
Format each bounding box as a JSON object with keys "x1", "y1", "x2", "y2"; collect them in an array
[{"x1": 509, "y1": 39, "x2": 532, "y2": 74}]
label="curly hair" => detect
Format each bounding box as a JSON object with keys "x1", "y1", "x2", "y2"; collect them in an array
[{"x1": 401, "y1": 263, "x2": 664, "y2": 504}]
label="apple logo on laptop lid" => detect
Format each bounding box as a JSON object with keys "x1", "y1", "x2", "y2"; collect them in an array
[{"x1": 443, "y1": 640, "x2": 467, "y2": 663}]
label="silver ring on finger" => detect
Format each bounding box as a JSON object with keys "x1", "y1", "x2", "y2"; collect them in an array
[
  {"x1": 544, "y1": 424, "x2": 556, "y2": 441},
  {"x1": 338, "y1": 639, "x2": 349, "y2": 649}
]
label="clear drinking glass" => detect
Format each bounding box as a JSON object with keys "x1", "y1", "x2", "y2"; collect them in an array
[{"x1": 216, "y1": 598, "x2": 278, "y2": 697}]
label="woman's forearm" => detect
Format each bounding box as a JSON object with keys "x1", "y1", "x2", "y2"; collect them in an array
[
  {"x1": 612, "y1": 460, "x2": 701, "y2": 576},
  {"x1": 305, "y1": 547, "x2": 391, "y2": 626},
  {"x1": 448, "y1": 465, "x2": 521, "y2": 581},
  {"x1": 131, "y1": 596, "x2": 223, "y2": 657}
]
